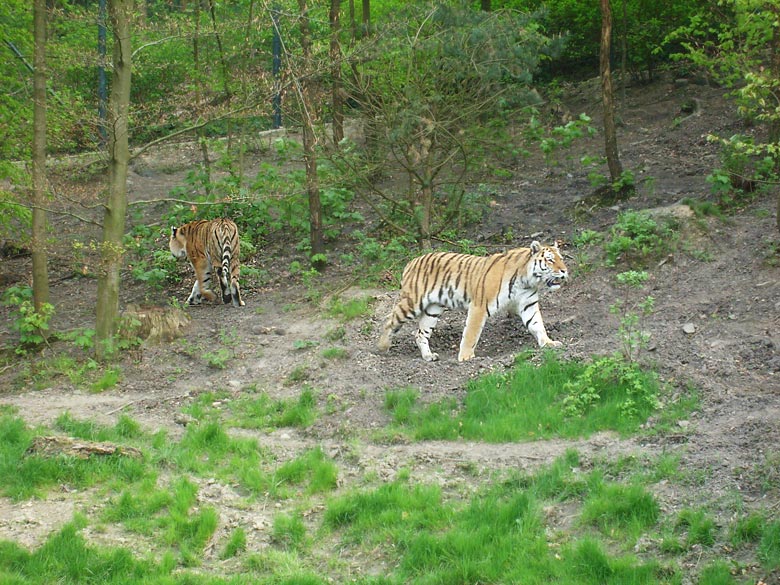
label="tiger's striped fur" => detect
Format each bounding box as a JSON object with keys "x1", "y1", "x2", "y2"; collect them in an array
[
  {"x1": 169, "y1": 218, "x2": 245, "y2": 307},
  {"x1": 377, "y1": 241, "x2": 567, "y2": 362}
]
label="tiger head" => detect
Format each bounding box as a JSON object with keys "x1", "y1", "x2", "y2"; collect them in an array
[
  {"x1": 529, "y1": 240, "x2": 568, "y2": 290},
  {"x1": 169, "y1": 226, "x2": 188, "y2": 260}
]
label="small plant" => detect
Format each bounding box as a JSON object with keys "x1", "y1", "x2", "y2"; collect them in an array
[
  {"x1": 293, "y1": 339, "x2": 319, "y2": 351},
  {"x1": 1, "y1": 285, "x2": 54, "y2": 354},
  {"x1": 204, "y1": 347, "x2": 232, "y2": 369},
  {"x1": 285, "y1": 365, "x2": 310, "y2": 385},
  {"x1": 611, "y1": 270, "x2": 654, "y2": 363},
  {"x1": 561, "y1": 354, "x2": 660, "y2": 420},
  {"x1": 321, "y1": 347, "x2": 348, "y2": 360},
  {"x1": 605, "y1": 210, "x2": 674, "y2": 267}
]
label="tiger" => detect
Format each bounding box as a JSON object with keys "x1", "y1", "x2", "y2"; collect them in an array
[
  {"x1": 377, "y1": 241, "x2": 567, "y2": 362},
  {"x1": 169, "y1": 218, "x2": 245, "y2": 307}
]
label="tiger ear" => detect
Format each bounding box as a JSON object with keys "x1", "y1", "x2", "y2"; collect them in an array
[
  {"x1": 171, "y1": 226, "x2": 177, "y2": 237},
  {"x1": 530, "y1": 240, "x2": 541, "y2": 254}
]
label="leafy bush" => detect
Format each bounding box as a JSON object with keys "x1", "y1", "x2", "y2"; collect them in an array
[
  {"x1": 605, "y1": 210, "x2": 674, "y2": 267},
  {"x1": 561, "y1": 354, "x2": 660, "y2": 420},
  {"x1": 1, "y1": 285, "x2": 54, "y2": 354}
]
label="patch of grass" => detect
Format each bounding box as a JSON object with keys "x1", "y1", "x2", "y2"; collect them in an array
[
  {"x1": 226, "y1": 386, "x2": 318, "y2": 430},
  {"x1": 697, "y1": 561, "x2": 736, "y2": 585},
  {"x1": 0, "y1": 516, "x2": 182, "y2": 584},
  {"x1": 274, "y1": 447, "x2": 338, "y2": 495},
  {"x1": 676, "y1": 508, "x2": 717, "y2": 547},
  {"x1": 0, "y1": 413, "x2": 147, "y2": 501},
  {"x1": 272, "y1": 512, "x2": 308, "y2": 550},
  {"x1": 729, "y1": 512, "x2": 765, "y2": 547},
  {"x1": 759, "y1": 520, "x2": 780, "y2": 570},
  {"x1": 220, "y1": 527, "x2": 247, "y2": 559},
  {"x1": 580, "y1": 483, "x2": 660, "y2": 542},
  {"x1": 384, "y1": 353, "x2": 667, "y2": 442},
  {"x1": 326, "y1": 295, "x2": 374, "y2": 322},
  {"x1": 321, "y1": 347, "x2": 348, "y2": 360},
  {"x1": 560, "y1": 538, "x2": 659, "y2": 584}
]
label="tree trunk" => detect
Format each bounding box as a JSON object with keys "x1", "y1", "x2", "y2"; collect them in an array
[
  {"x1": 330, "y1": 0, "x2": 344, "y2": 145},
  {"x1": 348, "y1": 0, "x2": 356, "y2": 44},
  {"x1": 361, "y1": 0, "x2": 370, "y2": 38},
  {"x1": 600, "y1": 0, "x2": 623, "y2": 185},
  {"x1": 32, "y1": 0, "x2": 50, "y2": 312},
  {"x1": 206, "y1": 0, "x2": 231, "y2": 99},
  {"x1": 770, "y1": 3, "x2": 780, "y2": 232},
  {"x1": 298, "y1": 0, "x2": 325, "y2": 270},
  {"x1": 95, "y1": 0, "x2": 132, "y2": 360}
]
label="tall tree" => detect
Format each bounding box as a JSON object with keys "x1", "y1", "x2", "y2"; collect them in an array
[
  {"x1": 330, "y1": 0, "x2": 344, "y2": 145},
  {"x1": 95, "y1": 0, "x2": 132, "y2": 359},
  {"x1": 31, "y1": 0, "x2": 50, "y2": 312},
  {"x1": 600, "y1": 0, "x2": 623, "y2": 187},
  {"x1": 361, "y1": 0, "x2": 370, "y2": 37},
  {"x1": 297, "y1": 0, "x2": 325, "y2": 269}
]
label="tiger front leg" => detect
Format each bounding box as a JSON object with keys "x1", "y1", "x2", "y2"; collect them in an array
[
  {"x1": 518, "y1": 295, "x2": 561, "y2": 348},
  {"x1": 458, "y1": 305, "x2": 487, "y2": 362}
]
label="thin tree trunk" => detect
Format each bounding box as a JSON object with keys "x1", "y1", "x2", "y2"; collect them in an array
[
  {"x1": 96, "y1": 0, "x2": 132, "y2": 360},
  {"x1": 330, "y1": 0, "x2": 344, "y2": 145},
  {"x1": 361, "y1": 0, "x2": 370, "y2": 38},
  {"x1": 298, "y1": 0, "x2": 325, "y2": 270},
  {"x1": 32, "y1": 0, "x2": 50, "y2": 312},
  {"x1": 348, "y1": 0, "x2": 356, "y2": 44},
  {"x1": 600, "y1": 0, "x2": 623, "y2": 185},
  {"x1": 770, "y1": 3, "x2": 780, "y2": 232},
  {"x1": 206, "y1": 0, "x2": 231, "y2": 98}
]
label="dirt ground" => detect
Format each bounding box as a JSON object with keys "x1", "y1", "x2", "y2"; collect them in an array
[{"x1": 1, "y1": 75, "x2": 779, "y2": 581}]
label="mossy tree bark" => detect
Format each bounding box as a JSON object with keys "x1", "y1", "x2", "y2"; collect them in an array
[
  {"x1": 95, "y1": 0, "x2": 132, "y2": 360},
  {"x1": 31, "y1": 0, "x2": 50, "y2": 312}
]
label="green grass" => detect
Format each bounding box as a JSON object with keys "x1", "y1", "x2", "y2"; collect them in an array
[
  {"x1": 226, "y1": 386, "x2": 318, "y2": 429},
  {"x1": 581, "y1": 482, "x2": 660, "y2": 542},
  {"x1": 384, "y1": 352, "x2": 666, "y2": 442},
  {"x1": 0, "y1": 412, "x2": 147, "y2": 501},
  {"x1": 326, "y1": 295, "x2": 374, "y2": 322},
  {"x1": 323, "y1": 462, "x2": 666, "y2": 584}
]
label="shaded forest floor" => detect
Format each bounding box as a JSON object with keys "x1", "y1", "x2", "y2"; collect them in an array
[{"x1": 1, "y1": 74, "x2": 779, "y2": 582}]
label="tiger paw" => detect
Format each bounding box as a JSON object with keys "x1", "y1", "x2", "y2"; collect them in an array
[
  {"x1": 541, "y1": 339, "x2": 562, "y2": 348},
  {"x1": 422, "y1": 352, "x2": 439, "y2": 362},
  {"x1": 457, "y1": 352, "x2": 475, "y2": 362}
]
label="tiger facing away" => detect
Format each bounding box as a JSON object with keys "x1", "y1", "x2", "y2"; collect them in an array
[
  {"x1": 169, "y1": 218, "x2": 245, "y2": 307},
  {"x1": 377, "y1": 241, "x2": 567, "y2": 362}
]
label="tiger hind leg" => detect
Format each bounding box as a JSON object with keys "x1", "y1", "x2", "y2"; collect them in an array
[
  {"x1": 229, "y1": 277, "x2": 244, "y2": 307},
  {"x1": 415, "y1": 306, "x2": 443, "y2": 362},
  {"x1": 377, "y1": 297, "x2": 415, "y2": 352},
  {"x1": 188, "y1": 260, "x2": 216, "y2": 305}
]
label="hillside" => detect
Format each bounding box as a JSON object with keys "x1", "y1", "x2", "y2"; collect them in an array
[{"x1": 1, "y1": 74, "x2": 779, "y2": 583}]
